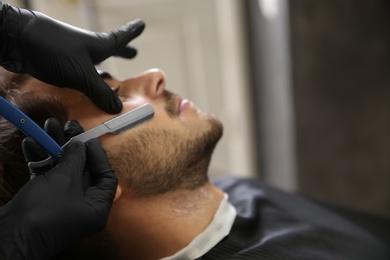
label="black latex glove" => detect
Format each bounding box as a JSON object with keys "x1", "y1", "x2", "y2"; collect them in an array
[
  {"x1": 0, "y1": 4, "x2": 145, "y2": 114},
  {"x1": 22, "y1": 118, "x2": 85, "y2": 179},
  {"x1": 0, "y1": 120, "x2": 118, "y2": 260}
]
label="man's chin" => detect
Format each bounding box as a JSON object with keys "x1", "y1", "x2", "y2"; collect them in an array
[{"x1": 203, "y1": 115, "x2": 224, "y2": 152}]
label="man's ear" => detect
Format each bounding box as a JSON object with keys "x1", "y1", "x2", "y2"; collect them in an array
[{"x1": 113, "y1": 183, "x2": 123, "y2": 202}]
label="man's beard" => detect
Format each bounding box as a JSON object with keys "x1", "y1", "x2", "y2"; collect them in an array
[{"x1": 105, "y1": 91, "x2": 223, "y2": 197}]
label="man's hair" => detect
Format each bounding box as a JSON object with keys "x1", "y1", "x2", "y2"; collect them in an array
[{"x1": 0, "y1": 70, "x2": 68, "y2": 205}]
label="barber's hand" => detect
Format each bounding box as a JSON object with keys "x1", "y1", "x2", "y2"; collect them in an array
[
  {"x1": 22, "y1": 118, "x2": 85, "y2": 179},
  {"x1": 0, "y1": 120, "x2": 118, "y2": 260},
  {"x1": 0, "y1": 4, "x2": 145, "y2": 114}
]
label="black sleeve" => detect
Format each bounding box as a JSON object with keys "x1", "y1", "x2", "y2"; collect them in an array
[{"x1": 204, "y1": 177, "x2": 390, "y2": 260}]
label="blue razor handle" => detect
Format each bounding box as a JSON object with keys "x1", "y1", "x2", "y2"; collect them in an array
[{"x1": 0, "y1": 96, "x2": 64, "y2": 161}]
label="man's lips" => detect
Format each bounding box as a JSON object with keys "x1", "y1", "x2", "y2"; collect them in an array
[
  {"x1": 169, "y1": 93, "x2": 193, "y2": 116},
  {"x1": 177, "y1": 96, "x2": 182, "y2": 115},
  {"x1": 178, "y1": 97, "x2": 192, "y2": 115}
]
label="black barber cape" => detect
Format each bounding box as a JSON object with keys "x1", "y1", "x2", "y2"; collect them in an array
[{"x1": 198, "y1": 177, "x2": 390, "y2": 260}]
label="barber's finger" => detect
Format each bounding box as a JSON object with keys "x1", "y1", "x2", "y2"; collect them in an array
[
  {"x1": 82, "y1": 66, "x2": 122, "y2": 114},
  {"x1": 84, "y1": 139, "x2": 117, "y2": 208},
  {"x1": 64, "y1": 120, "x2": 84, "y2": 140},
  {"x1": 22, "y1": 137, "x2": 55, "y2": 179},
  {"x1": 91, "y1": 19, "x2": 145, "y2": 63},
  {"x1": 113, "y1": 45, "x2": 137, "y2": 59},
  {"x1": 44, "y1": 118, "x2": 66, "y2": 146},
  {"x1": 112, "y1": 19, "x2": 145, "y2": 46},
  {"x1": 21, "y1": 137, "x2": 48, "y2": 163}
]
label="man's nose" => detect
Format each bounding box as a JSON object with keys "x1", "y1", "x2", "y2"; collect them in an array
[{"x1": 140, "y1": 68, "x2": 166, "y2": 99}]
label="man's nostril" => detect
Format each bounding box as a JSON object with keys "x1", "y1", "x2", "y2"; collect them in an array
[
  {"x1": 156, "y1": 79, "x2": 164, "y2": 92},
  {"x1": 111, "y1": 86, "x2": 120, "y2": 94}
]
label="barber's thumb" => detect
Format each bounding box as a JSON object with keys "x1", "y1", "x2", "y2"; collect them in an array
[
  {"x1": 84, "y1": 139, "x2": 117, "y2": 204},
  {"x1": 64, "y1": 120, "x2": 85, "y2": 140}
]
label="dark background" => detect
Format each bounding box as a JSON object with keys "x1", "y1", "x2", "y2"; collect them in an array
[
  {"x1": 290, "y1": 0, "x2": 390, "y2": 216},
  {"x1": 246, "y1": 0, "x2": 390, "y2": 216}
]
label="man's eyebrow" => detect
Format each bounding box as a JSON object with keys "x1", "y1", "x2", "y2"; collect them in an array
[{"x1": 98, "y1": 71, "x2": 114, "y2": 80}]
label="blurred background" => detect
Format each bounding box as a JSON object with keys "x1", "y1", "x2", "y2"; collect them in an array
[{"x1": 12, "y1": 0, "x2": 390, "y2": 216}]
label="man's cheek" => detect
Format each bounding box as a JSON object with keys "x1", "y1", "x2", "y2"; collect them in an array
[{"x1": 122, "y1": 96, "x2": 148, "y2": 111}]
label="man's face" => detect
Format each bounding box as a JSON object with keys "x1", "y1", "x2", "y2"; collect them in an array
[{"x1": 23, "y1": 69, "x2": 223, "y2": 196}]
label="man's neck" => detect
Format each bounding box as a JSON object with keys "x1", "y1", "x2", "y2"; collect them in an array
[{"x1": 107, "y1": 182, "x2": 225, "y2": 260}]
